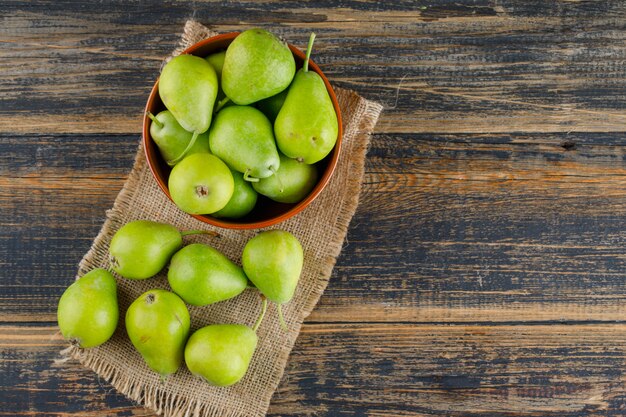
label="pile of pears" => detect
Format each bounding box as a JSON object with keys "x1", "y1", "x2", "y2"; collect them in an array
[
  {"x1": 57, "y1": 220, "x2": 304, "y2": 386},
  {"x1": 150, "y1": 29, "x2": 339, "y2": 218}
]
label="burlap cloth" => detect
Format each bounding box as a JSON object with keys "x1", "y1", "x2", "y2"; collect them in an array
[{"x1": 62, "y1": 20, "x2": 383, "y2": 417}]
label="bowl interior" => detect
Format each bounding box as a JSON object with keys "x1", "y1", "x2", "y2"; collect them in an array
[{"x1": 144, "y1": 32, "x2": 342, "y2": 229}]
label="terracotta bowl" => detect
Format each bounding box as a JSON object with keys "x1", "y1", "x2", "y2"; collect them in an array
[{"x1": 143, "y1": 32, "x2": 343, "y2": 229}]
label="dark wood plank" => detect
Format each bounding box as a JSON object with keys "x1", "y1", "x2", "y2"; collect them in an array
[
  {"x1": 3, "y1": 0, "x2": 626, "y2": 415},
  {"x1": 2, "y1": 132, "x2": 625, "y2": 323},
  {"x1": 1, "y1": 1, "x2": 625, "y2": 134},
  {"x1": 3, "y1": 324, "x2": 626, "y2": 416}
]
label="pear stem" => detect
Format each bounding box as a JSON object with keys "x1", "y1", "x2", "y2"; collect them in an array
[
  {"x1": 243, "y1": 169, "x2": 260, "y2": 183},
  {"x1": 180, "y1": 229, "x2": 219, "y2": 237},
  {"x1": 277, "y1": 304, "x2": 288, "y2": 331},
  {"x1": 214, "y1": 97, "x2": 231, "y2": 113},
  {"x1": 270, "y1": 165, "x2": 284, "y2": 193},
  {"x1": 303, "y1": 32, "x2": 316, "y2": 73},
  {"x1": 167, "y1": 131, "x2": 199, "y2": 165},
  {"x1": 253, "y1": 296, "x2": 268, "y2": 332},
  {"x1": 146, "y1": 111, "x2": 163, "y2": 129}
]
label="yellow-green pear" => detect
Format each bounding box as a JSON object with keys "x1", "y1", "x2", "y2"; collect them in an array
[
  {"x1": 126, "y1": 290, "x2": 190, "y2": 377},
  {"x1": 109, "y1": 220, "x2": 182, "y2": 280},
  {"x1": 222, "y1": 29, "x2": 295, "y2": 105},
  {"x1": 57, "y1": 268, "x2": 118, "y2": 348},
  {"x1": 159, "y1": 54, "x2": 218, "y2": 161},
  {"x1": 185, "y1": 324, "x2": 257, "y2": 386},
  {"x1": 275, "y1": 33, "x2": 338, "y2": 164}
]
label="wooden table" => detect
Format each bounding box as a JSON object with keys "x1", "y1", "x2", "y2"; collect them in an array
[{"x1": 3, "y1": 1, "x2": 626, "y2": 415}]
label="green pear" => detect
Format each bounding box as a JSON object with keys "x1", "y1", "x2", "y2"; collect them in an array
[
  {"x1": 209, "y1": 106, "x2": 280, "y2": 182},
  {"x1": 212, "y1": 169, "x2": 258, "y2": 219},
  {"x1": 185, "y1": 324, "x2": 257, "y2": 386},
  {"x1": 126, "y1": 289, "x2": 190, "y2": 377},
  {"x1": 57, "y1": 268, "x2": 118, "y2": 348},
  {"x1": 253, "y1": 153, "x2": 318, "y2": 203},
  {"x1": 275, "y1": 33, "x2": 338, "y2": 164},
  {"x1": 222, "y1": 28, "x2": 295, "y2": 105},
  {"x1": 205, "y1": 51, "x2": 225, "y2": 79},
  {"x1": 147, "y1": 110, "x2": 210, "y2": 166},
  {"x1": 109, "y1": 220, "x2": 182, "y2": 280},
  {"x1": 168, "y1": 243, "x2": 248, "y2": 306},
  {"x1": 168, "y1": 153, "x2": 234, "y2": 215},
  {"x1": 206, "y1": 51, "x2": 229, "y2": 104},
  {"x1": 242, "y1": 230, "x2": 303, "y2": 305},
  {"x1": 159, "y1": 54, "x2": 218, "y2": 159},
  {"x1": 256, "y1": 89, "x2": 287, "y2": 122}
]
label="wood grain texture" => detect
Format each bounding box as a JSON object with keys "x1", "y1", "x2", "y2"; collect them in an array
[
  {"x1": 2, "y1": 1, "x2": 626, "y2": 134},
  {"x1": 2, "y1": 0, "x2": 626, "y2": 415},
  {"x1": 2, "y1": 133, "x2": 625, "y2": 323},
  {"x1": 4, "y1": 324, "x2": 626, "y2": 416}
]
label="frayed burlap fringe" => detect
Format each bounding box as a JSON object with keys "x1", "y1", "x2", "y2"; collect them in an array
[{"x1": 59, "y1": 20, "x2": 383, "y2": 417}]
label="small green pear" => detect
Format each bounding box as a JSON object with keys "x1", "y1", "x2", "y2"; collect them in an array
[
  {"x1": 147, "y1": 110, "x2": 210, "y2": 166},
  {"x1": 206, "y1": 51, "x2": 229, "y2": 104},
  {"x1": 126, "y1": 289, "x2": 190, "y2": 377},
  {"x1": 159, "y1": 54, "x2": 218, "y2": 158},
  {"x1": 205, "y1": 51, "x2": 225, "y2": 79},
  {"x1": 109, "y1": 220, "x2": 182, "y2": 280},
  {"x1": 256, "y1": 89, "x2": 287, "y2": 122},
  {"x1": 242, "y1": 230, "x2": 303, "y2": 305},
  {"x1": 168, "y1": 243, "x2": 248, "y2": 306},
  {"x1": 212, "y1": 169, "x2": 258, "y2": 219},
  {"x1": 253, "y1": 153, "x2": 318, "y2": 203},
  {"x1": 57, "y1": 269, "x2": 119, "y2": 348},
  {"x1": 222, "y1": 28, "x2": 295, "y2": 105},
  {"x1": 209, "y1": 106, "x2": 280, "y2": 182},
  {"x1": 168, "y1": 153, "x2": 234, "y2": 215},
  {"x1": 185, "y1": 324, "x2": 257, "y2": 386},
  {"x1": 275, "y1": 33, "x2": 338, "y2": 164}
]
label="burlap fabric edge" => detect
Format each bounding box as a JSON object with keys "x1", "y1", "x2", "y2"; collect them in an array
[{"x1": 59, "y1": 20, "x2": 383, "y2": 417}]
